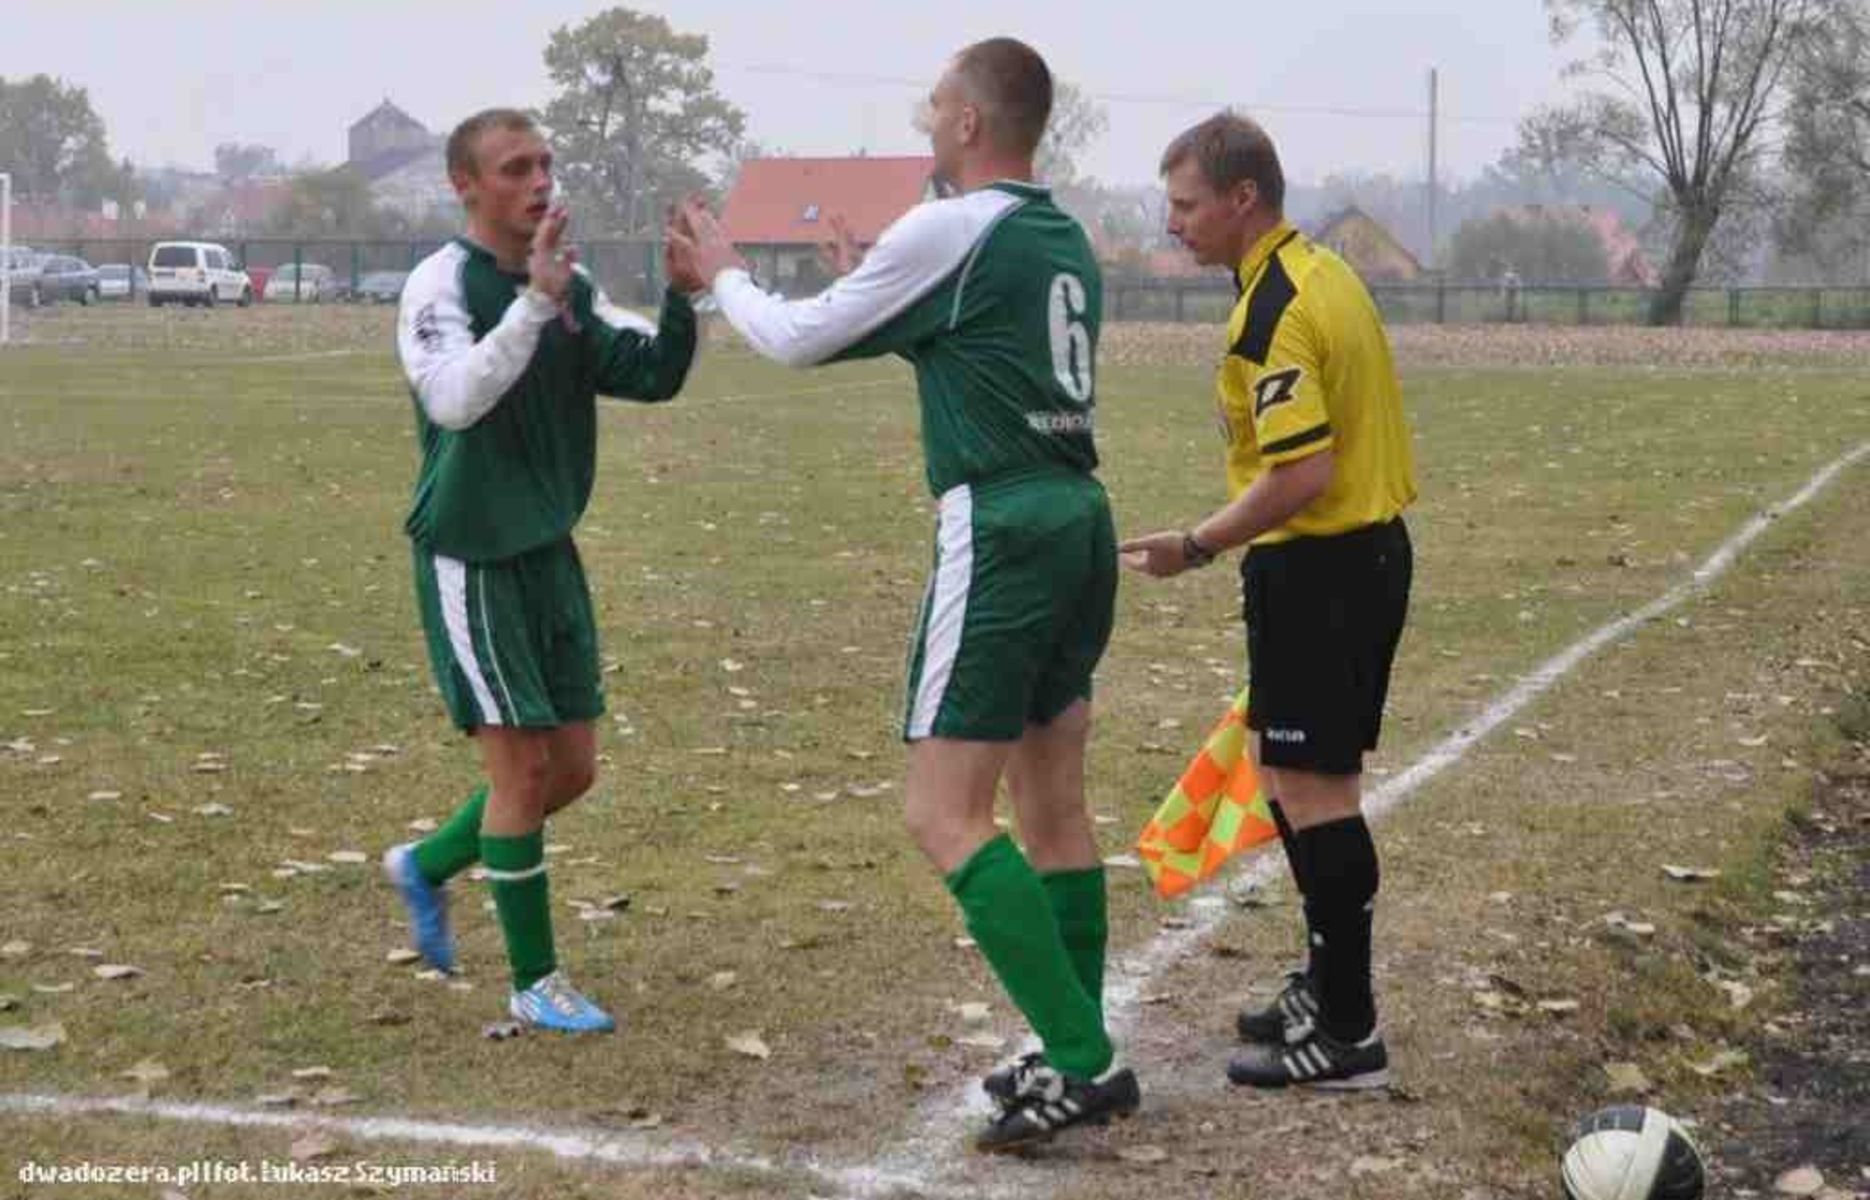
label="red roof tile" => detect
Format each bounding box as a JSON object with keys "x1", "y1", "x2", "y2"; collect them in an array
[{"x1": 721, "y1": 156, "x2": 935, "y2": 246}]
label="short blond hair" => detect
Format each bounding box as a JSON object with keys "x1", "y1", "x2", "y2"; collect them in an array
[{"x1": 446, "y1": 108, "x2": 538, "y2": 178}]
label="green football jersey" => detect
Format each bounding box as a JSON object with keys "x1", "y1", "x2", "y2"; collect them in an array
[
  {"x1": 712, "y1": 181, "x2": 1101, "y2": 495},
  {"x1": 397, "y1": 237, "x2": 696, "y2": 562}
]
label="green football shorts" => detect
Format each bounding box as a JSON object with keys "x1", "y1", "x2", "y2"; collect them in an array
[
  {"x1": 412, "y1": 537, "x2": 604, "y2": 733},
  {"x1": 902, "y1": 469, "x2": 1117, "y2": 742}
]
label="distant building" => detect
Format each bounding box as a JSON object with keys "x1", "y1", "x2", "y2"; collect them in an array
[
  {"x1": 719, "y1": 156, "x2": 938, "y2": 292},
  {"x1": 347, "y1": 100, "x2": 453, "y2": 222},
  {"x1": 1498, "y1": 204, "x2": 1658, "y2": 287},
  {"x1": 1310, "y1": 206, "x2": 1423, "y2": 283}
]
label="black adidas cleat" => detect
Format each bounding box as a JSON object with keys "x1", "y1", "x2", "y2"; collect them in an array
[
  {"x1": 981, "y1": 1050, "x2": 1044, "y2": 1111},
  {"x1": 975, "y1": 1062, "x2": 1141, "y2": 1153},
  {"x1": 1227, "y1": 1028, "x2": 1389, "y2": 1090},
  {"x1": 1236, "y1": 969, "x2": 1319, "y2": 1045}
]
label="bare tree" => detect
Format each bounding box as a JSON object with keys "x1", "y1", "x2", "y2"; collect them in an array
[
  {"x1": 538, "y1": 7, "x2": 745, "y2": 237},
  {"x1": 1777, "y1": 0, "x2": 1870, "y2": 276},
  {"x1": 1523, "y1": 0, "x2": 1825, "y2": 323},
  {"x1": 1035, "y1": 82, "x2": 1109, "y2": 187}
]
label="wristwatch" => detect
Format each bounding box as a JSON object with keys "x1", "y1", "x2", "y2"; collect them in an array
[{"x1": 1181, "y1": 531, "x2": 1218, "y2": 568}]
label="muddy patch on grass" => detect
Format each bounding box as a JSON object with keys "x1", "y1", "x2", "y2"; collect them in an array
[{"x1": 1705, "y1": 729, "x2": 1870, "y2": 1198}]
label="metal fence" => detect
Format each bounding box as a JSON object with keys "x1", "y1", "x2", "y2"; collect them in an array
[
  {"x1": 1105, "y1": 278, "x2": 1870, "y2": 329},
  {"x1": 20, "y1": 233, "x2": 1870, "y2": 328}
]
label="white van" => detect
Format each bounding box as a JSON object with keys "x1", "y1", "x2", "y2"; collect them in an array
[{"x1": 147, "y1": 241, "x2": 252, "y2": 308}]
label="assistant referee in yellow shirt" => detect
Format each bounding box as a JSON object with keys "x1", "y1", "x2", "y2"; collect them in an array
[{"x1": 1121, "y1": 111, "x2": 1417, "y2": 1091}]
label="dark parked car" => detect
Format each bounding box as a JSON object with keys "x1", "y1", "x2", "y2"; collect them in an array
[
  {"x1": 353, "y1": 270, "x2": 410, "y2": 304},
  {"x1": 35, "y1": 256, "x2": 101, "y2": 305}
]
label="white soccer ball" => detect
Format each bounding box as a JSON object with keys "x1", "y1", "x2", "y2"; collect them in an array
[{"x1": 1561, "y1": 1105, "x2": 1705, "y2": 1200}]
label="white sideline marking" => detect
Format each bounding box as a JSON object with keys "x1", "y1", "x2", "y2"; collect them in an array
[
  {"x1": 0, "y1": 1093, "x2": 955, "y2": 1198},
  {"x1": 858, "y1": 438, "x2": 1870, "y2": 1185},
  {"x1": 2, "y1": 442, "x2": 1864, "y2": 1197},
  {"x1": 208, "y1": 349, "x2": 367, "y2": 365}
]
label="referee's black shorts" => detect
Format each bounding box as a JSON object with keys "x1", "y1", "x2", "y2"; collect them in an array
[{"x1": 1241, "y1": 517, "x2": 1412, "y2": 776}]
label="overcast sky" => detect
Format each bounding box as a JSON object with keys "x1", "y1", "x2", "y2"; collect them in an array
[{"x1": 4, "y1": 1, "x2": 1577, "y2": 187}]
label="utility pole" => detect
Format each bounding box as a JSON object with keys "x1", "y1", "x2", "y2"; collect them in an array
[
  {"x1": 2, "y1": 173, "x2": 11, "y2": 346},
  {"x1": 1426, "y1": 68, "x2": 1439, "y2": 274}
]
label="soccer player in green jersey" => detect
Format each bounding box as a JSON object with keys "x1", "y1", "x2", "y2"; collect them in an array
[
  {"x1": 384, "y1": 108, "x2": 702, "y2": 1033},
  {"x1": 670, "y1": 39, "x2": 1138, "y2": 1150}
]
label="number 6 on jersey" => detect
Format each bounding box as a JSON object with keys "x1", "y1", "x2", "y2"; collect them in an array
[{"x1": 1048, "y1": 273, "x2": 1093, "y2": 405}]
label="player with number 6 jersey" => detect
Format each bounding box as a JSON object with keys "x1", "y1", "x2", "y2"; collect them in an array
[{"x1": 671, "y1": 37, "x2": 1136, "y2": 1153}]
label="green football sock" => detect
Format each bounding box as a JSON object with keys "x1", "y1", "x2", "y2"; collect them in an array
[
  {"x1": 1041, "y1": 866, "x2": 1109, "y2": 1020},
  {"x1": 413, "y1": 785, "x2": 486, "y2": 886},
  {"x1": 946, "y1": 834, "x2": 1113, "y2": 1080},
  {"x1": 482, "y1": 829, "x2": 555, "y2": 991}
]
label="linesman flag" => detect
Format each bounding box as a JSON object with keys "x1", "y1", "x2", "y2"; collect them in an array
[{"x1": 1136, "y1": 687, "x2": 1278, "y2": 898}]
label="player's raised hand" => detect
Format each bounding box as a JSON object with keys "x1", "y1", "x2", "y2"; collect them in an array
[
  {"x1": 663, "y1": 201, "x2": 708, "y2": 294},
  {"x1": 817, "y1": 213, "x2": 863, "y2": 278},
  {"x1": 527, "y1": 203, "x2": 576, "y2": 306},
  {"x1": 670, "y1": 197, "x2": 750, "y2": 285}
]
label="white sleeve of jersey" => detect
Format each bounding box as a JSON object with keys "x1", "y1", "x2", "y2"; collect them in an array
[
  {"x1": 710, "y1": 190, "x2": 1022, "y2": 368},
  {"x1": 396, "y1": 246, "x2": 558, "y2": 431}
]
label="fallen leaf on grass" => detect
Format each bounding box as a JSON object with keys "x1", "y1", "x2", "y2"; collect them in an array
[
  {"x1": 290, "y1": 1066, "x2": 333, "y2": 1080},
  {"x1": 385, "y1": 949, "x2": 421, "y2": 965},
  {"x1": 121, "y1": 1059, "x2": 171, "y2": 1087},
  {"x1": 1687, "y1": 1048, "x2": 1749, "y2": 1077},
  {"x1": 1774, "y1": 1166, "x2": 1826, "y2": 1196},
  {"x1": 955, "y1": 1002, "x2": 991, "y2": 1025},
  {"x1": 93, "y1": 964, "x2": 143, "y2": 981},
  {"x1": 0, "y1": 1023, "x2": 66, "y2": 1051},
  {"x1": 1537, "y1": 999, "x2": 1582, "y2": 1016},
  {"x1": 0, "y1": 941, "x2": 30, "y2": 959},
  {"x1": 707, "y1": 972, "x2": 738, "y2": 992},
  {"x1": 288, "y1": 1132, "x2": 339, "y2": 1162},
  {"x1": 193, "y1": 803, "x2": 233, "y2": 817},
  {"x1": 1351, "y1": 1156, "x2": 1401, "y2": 1176},
  {"x1": 1603, "y1": 1062, "x2": 1651, "y2": 1094},
  {"x1": 1118, "y1": 1146, "x2": 1169, "y2": 1165},
  {"x1": 310, "y1": 1086, "x2": 360, "y2": 1107},
  {"x1": 0, "y1": 996, "x2": 16, "y2": 1012},
  {"x1": 727, "y1": 1032, "x2": 771, "y2": 1060},
  {"x1": 326, "y1": 851, "x2": 368, "y2": 865},
  {"x1": 255, "y1": 1092, "x2": 300, "y2": 1108},
  {"x1": 87, "y1": 790, "x2": 122, "y2": 802},
  {"x1": 1662, "y1": 864, "x2": 1721, "y2": 882}
]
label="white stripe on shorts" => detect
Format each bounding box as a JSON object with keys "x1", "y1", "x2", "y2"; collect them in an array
[
  {"x1": 908, "y1": 484, "x2": 973, "y2": 739},
  {"x1": 434, "y1": 554, "x2": 503, "y2": 726}
]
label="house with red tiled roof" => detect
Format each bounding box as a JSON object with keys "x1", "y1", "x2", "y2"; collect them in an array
[
  {"x1": 1499, "y1": 204, "x2": 1657, "y2": 287},
  {"x1": 720, "y1": 155, "x2": 938, "y2": 293}
]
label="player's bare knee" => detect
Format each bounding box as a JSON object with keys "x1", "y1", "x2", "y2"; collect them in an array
[{"x1": 552, "y1": 759, "x2": 597, "y2": 807}]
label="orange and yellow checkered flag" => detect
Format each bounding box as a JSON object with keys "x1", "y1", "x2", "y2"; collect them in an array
[{"x1": 1136, "y1": 687, "x2": 1278, "y2": 899}]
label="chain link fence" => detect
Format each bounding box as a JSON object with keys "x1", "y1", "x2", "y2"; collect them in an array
[{"x1": 18, "y1": 233, "x2": 1870, "y2": 328}]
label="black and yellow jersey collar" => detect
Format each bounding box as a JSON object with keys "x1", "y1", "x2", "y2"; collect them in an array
[{"x1": 1232, "y1": 219, "x2": 1299, "y2": 296}]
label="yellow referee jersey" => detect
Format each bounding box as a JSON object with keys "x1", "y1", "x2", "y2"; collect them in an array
[{"x1": 1216, "y1": 220, "x2": 1417, "y2": 544}]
